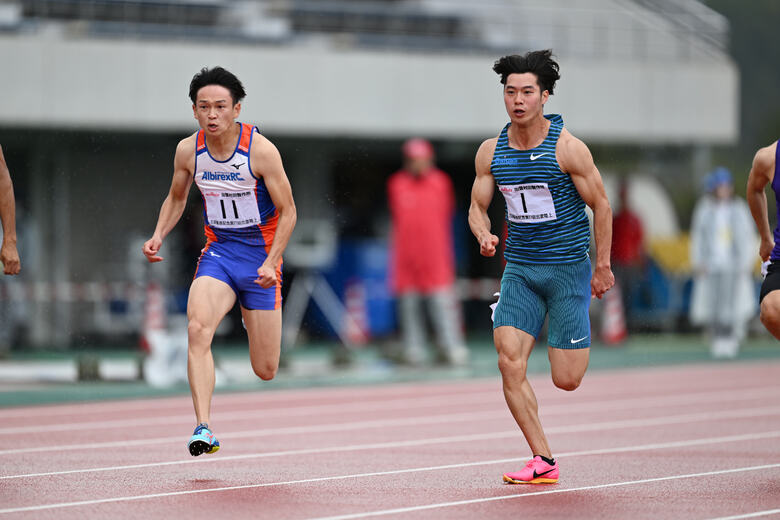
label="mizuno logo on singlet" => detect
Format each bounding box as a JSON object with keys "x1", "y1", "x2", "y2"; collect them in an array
[
  {"x1": 202, "y1": 171, "x2": 244, "y2": 181},
  {"x1": 231, "y1": 162, "x2": 245, "y2": 170}
]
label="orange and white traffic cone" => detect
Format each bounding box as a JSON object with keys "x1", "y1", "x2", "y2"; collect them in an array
[
  {"x1": 139, "y1": 280, "x2": 167, "y2": 354},
  {"x1": 343, "y1": 278, "x2": 368, "y2": 346},
  {"x1": 601, "y1": 282, "x2": 627, "y2": 345},
  {"x1": 140, "y1": 281, "x2": 187, "y2": 388}
]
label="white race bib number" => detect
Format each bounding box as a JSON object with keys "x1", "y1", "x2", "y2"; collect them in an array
[
  {"x1": 204, "y1": 191, "x2": 261, "y2": 228},
  {"x1": 499, "y1": 183, "x2": 557, "y2": 223}
]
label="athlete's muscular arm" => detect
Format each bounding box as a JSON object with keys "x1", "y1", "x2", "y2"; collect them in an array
[
  {"x1": 746, "y1": 143, "x2": 777, "y2": 261},
  {"x1": 0, "y1": 146, "x2": 20, "y2": 275},
  {"x1": 557, "y1": 129, "x2": 614, "y2": 299},
  {"x1": 142, "y1": 137, "x2": 196, "y2": 263},
  {"x1": 250, "y1": 133, "x2": 297, "y2": 288},
  {"x1": 469, "y1": 138, "x2": 500, "y2": 257}
]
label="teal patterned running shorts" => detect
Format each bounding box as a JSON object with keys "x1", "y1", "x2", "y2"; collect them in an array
[{"x1": 492, "y1": 258, "x2": 592, "y2": 349}]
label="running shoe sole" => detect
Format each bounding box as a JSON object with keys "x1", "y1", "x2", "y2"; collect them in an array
[
  {"x1": 188, "y1": 438, "x2": 220, "y2": 456},
  {"x1": 503, "y1": 474, "x2": 558, "y2": 485}
]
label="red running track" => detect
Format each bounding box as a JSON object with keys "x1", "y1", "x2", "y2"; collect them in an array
[{"x1": 1, "y1": 360, "x2": 779, "y2": 519}]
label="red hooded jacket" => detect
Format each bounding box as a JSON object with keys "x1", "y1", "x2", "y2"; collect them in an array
[{"x1": 387, "y1": 167, "x2": 455, "y2": 294}]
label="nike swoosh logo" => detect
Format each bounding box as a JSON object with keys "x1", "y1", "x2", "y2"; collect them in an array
[
  {"x1": 533, "y1": 468, "x2": 556, "y2": 479},
  {"x1": 529, "y1": 153, "x2": 548, "y2": 160},
  {"x1": 570, "y1": 336, "x2": 588, "y2": 344},
  {"x1": 209, "y1": 251, "x2": 221, "y2": 258}
]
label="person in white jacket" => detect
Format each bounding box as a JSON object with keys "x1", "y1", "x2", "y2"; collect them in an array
[{"x1": 689, "y1": 167, "x2": 758, "y2": 358}]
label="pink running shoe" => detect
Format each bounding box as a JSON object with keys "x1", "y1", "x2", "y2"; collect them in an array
[{"x1": 503, "y1": 456, "x2": 559, "y2": 484}]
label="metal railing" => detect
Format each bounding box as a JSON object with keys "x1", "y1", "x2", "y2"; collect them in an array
[{"x1": 9, "y1": 0, "x2": 730, "y2": 61}]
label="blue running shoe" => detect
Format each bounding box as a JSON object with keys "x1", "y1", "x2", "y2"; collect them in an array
[{"x1": 188, "y1": 423, "x2": 220, "y2": 456}]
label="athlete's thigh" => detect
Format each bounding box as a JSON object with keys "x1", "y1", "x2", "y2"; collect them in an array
[
  {"x1": 493, "y1": 325, "x2": 536, "y2": 363},
  {"x1": 548, "y1": 346, "x2": 590, "y2": 384},
  {"x1": 230, "y1": 245, "x2": 283, "y2": 311},
  {"x1": 242, "y1": 306, "x2": 282, "y2": 366},
  {"x1": 545, "y1": 259, "x2": 592, "y2": 349},
  {"x1": 762, "y1": 289, "x2": 780, "y2": 313},
  {"x1": 493, "y1": 263, "x2": 547, "y2": 340},
  {"x1": 187, "y1": 276, "x2": 237, "y2": 329}
]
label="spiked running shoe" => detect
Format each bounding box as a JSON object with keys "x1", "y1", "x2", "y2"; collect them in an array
[
  {"x1": 503, "y1": 456, "x2": 559, "y2": 484},
  {"x1": 188, "y1": 423, "x2": 220, "y2": 456}
]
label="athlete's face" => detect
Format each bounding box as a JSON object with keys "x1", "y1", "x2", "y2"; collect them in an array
[
  {"x1": 192, "y1": 85, "x2": 241, "y2": 135},
  {"x1": 503, "y1": 73, "x2": 548, "y2": 124}
]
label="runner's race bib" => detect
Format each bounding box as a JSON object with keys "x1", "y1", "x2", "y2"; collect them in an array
[
  {"x1": 203, "y1": 190, "x2": 262, "y2": 228},
  {"x1": 499, "y1": 183, "x2": 557, "y2": 223}
]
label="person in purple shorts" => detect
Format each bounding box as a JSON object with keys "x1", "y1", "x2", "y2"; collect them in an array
[
  {"x1": 0, "y1": 145, "x2": 20, "y2": 276},
  {"x1": 143, "y1": 67, "x2": 297, "y2": 456},
  {"x1": 746, "y1": 139, "x2": 780, "y2": 339}
]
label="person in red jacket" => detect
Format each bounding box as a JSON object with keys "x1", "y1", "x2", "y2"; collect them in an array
[
  {"x1": 387, "y1": 138, "x2": 469, "y2": 366},
  {"x1": 611, "y1": 180, "x2": 645, "y2": 332}
]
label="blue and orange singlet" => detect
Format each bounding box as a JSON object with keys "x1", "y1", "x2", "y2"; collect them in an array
[{"x1": 194, "y1": 122, "x2": 278, "y2": 248}]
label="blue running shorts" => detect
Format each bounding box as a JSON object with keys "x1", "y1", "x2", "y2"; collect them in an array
[
  {"x1": 492, "y1": 258, "x2": 591, "y2": 349},
  {"x1": 194, "y1": 240, "x2": 282, "y2": 310}
]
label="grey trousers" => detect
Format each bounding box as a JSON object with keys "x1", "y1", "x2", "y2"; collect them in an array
[{"x1": 397, "y1": 287, "x2": 466, "y2": 361}]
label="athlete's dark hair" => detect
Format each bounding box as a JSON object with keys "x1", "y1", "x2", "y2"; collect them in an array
[
  {"x1": 493, "y1": 50, "x2": 560, "y2": 95},
  {"x1": 189, "y1": 66, "x2": 246, "y2": 105}
]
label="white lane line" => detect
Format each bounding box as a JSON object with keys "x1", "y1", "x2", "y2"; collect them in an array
[
  {"x1": 0, "y1": 391, "x2": 500, "y2": 435},
  {"x1": 0, "y1": 379, "x2": 499, "y2": 419},
  {"x1": 708, "y1": 510, "x2": 780, "y2": 520},
  {"x1": 4, "y1": 404, "x2": 780, "y2": 480},
  {"x1": 2, "y1": 383, "x2": 777, "y2": 438},
  {"x1": 0, "y1": 389, "x2": 774, "y2": 456},
  {"x1": 4, "y1": 359, "x2": 777, "y2": 421},
  {"x1": 306, "y1": 463, "x2": 780, "y2": 520},
  {"x1": 0, "y1": 409, "x2": 507, "y2": 456},
  {"x1": 1, "y1": 433, "x2": 778, "y2": 515},
  {"x1": 4, "y1": 400, "x2": 780, "y2": 460}
]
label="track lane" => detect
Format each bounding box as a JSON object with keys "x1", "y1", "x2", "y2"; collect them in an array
[{"x1": 1, "y1": 360, "x2": 778, "y2": 519}]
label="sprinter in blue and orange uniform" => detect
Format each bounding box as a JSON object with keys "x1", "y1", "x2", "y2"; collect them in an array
[
  {"x1": 143, "y1": 67, "x2": 296, "y2": 456},
  {"x1": 469, "y1": 50, "x2": 613, "y2": 484}
]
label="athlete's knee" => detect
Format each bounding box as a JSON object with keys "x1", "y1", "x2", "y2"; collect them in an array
[
  {"x1": 496, "y1": 347, "x2": 527, "y2": 380},
  {"x1": 552, "y1": 371, "x2": 582, "y2": 391},
  {"x1": 494, "y1": 328, "x2": 531, "y2": 381},
  {"x1": 251, "y1": 361, "x2": 277, "y2": 381},
  {"x1": 188, "y1": 318, "x2": 213, "y2": 337},
  {"x1": 187, "y1": 318, "x2": 216, "y2": 352}
]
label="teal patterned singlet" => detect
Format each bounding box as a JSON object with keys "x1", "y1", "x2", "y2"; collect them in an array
[{"x1": 491, "y1": 114, "x2": 590, "y2": 264}]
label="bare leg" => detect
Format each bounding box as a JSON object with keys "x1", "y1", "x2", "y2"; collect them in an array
[
  {"x1": 187, "y1": 276, "x2": 236, "y2": 426},
  {"x1": 760, "y1": 291, "x2": 780, "y2": 340},
  {"x1": 494, "y1": 325, "x2": 551, "y2": 458},
  {"x1": 242, "y1": 306, "x2": 282, "y2": 381}
]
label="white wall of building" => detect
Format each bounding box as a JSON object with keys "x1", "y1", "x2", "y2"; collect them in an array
[{"x1": 0, "y1": 32, "x2": 738, "y2": 144}]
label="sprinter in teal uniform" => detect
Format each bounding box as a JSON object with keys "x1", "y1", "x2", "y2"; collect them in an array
[{"x1": 469, "y1": 50, "x2": 614, "y2": 484}]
